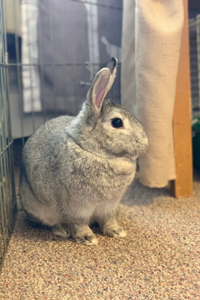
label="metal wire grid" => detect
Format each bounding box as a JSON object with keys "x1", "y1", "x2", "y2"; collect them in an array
[
  {"x1": 189, "y1": 15, "x2": 200, "y2": 118},
  {"x1": 7, "y1": 0, "x2": 122, "y2": 143},
  {"x1": 0, "y1": 0, "x2": 122, "y2": 269},
  {"x1": 0, "y1": 0, "x2": 16, "y2": 271}
]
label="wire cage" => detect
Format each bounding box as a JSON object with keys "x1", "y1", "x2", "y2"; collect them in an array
[
  {"x1": 6, "y1": 0, "x2": 122, "y2": 141},
  {"x1": 0, "y1": 0, "x2": 123, "y2": 269},
  {"x1": 0, "y1": 0, "x2": 16, "y2": 270}
]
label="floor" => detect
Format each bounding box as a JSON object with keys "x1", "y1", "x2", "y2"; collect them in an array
[{"x1": 0, "y1": 145, "x2": 200, "y2": 299}]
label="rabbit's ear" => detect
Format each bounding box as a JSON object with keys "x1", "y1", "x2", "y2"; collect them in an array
[
  {"x1": 106, "y1": 57, "x2": 118, "y2": 88},
  {"x1": 88, "y1": 57, "x2": 118, "y2": 112}
]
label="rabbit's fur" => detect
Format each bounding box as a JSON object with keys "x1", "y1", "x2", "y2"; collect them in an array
[{"x1": 19, "y1": 58, "x2": 148, "y2": 245}]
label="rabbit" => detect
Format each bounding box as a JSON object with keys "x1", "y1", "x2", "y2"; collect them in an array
[{"x1": 19, "y1": 57, "x2": 148, "y2": 245}]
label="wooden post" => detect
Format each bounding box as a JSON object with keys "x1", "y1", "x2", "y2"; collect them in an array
[{"x1": 170, "y1": 0, "x2": 193, "y2": 198}]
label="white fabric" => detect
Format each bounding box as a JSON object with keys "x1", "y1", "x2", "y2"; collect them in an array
[
  {"x1": 21, "y1": 0, "x2": 41, "y2": 113},
  {"x1": 121, "y1": 0, "x2": 184, "y2": 188}
]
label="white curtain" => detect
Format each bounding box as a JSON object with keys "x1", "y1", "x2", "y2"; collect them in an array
[{"x1": 121, "y1": 0, "x2": 184, "y2": 188}]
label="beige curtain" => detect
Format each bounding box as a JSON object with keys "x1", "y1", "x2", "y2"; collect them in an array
[{"x1": 121, "y1": 0, "x2": 184, "y2": 188}]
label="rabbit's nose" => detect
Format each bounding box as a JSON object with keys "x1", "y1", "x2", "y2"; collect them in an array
[
  {"x1": 136, "y1": 130, "x2": 148, "y2": 141},
  {"x1": 141, "y1": 133, "x2": 148, "y2": 147},
  {"x1": 142, "y1": 136, "x2": 148, "y2": 149},
  {"x1": 136, "y1": 134, "x2": 148, "y2": 145},
  {"x1": 135, "y1": 137, "x2": 140, "y2": 143},
  {"x1": 134, "y1": 131, "x2": 148, "y2": 150}
]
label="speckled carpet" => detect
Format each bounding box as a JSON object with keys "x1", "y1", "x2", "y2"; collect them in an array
[{"x1": 0, "y1": 144, "x2": 200, "y2": 299}]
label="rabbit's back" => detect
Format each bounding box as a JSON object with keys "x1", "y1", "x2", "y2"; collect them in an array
[{"x1": 22, "y1": 115, "x2": 74, "y2": 165}]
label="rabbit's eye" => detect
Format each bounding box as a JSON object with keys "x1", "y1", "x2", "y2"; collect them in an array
[{"x1": 112, "y1": 118, "x2": 123, "y2": 128}]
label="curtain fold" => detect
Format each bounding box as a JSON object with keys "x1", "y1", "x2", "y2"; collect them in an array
[{"x1": 121, "y1": 0, "x2": 184, "y2": 188}]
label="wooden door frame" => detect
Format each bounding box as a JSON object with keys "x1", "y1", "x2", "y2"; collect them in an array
[{"x1": 170, "y1": 0, "x2": 193, "y2": 198}]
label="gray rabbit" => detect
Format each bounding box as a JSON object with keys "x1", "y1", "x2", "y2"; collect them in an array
[{"x1": 19, "y1": 58, "x2": 148, "y2": 245}]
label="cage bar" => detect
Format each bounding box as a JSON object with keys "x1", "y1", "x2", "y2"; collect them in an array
[{"x1": 0, "y1": 0, "x2": 16, "y2": 271}]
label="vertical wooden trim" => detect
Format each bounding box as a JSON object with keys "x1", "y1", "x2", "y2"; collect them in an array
[{"x1": 170, "y1": 0, "x2": 193, "y2": 198}]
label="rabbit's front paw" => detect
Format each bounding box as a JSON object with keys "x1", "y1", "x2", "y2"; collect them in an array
[
  {"x1": 103, "y1": 224, "x2": 126, "y2": 238},
  {"x1": 70, "y1": 225, "x2": 98, "y2": 246},
  {"x1": 75, "y1": 233, "x2": 98, "y2": 246},
  {"x1": 52, "y1": 224, "x2": 70, "y2": 238}
]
